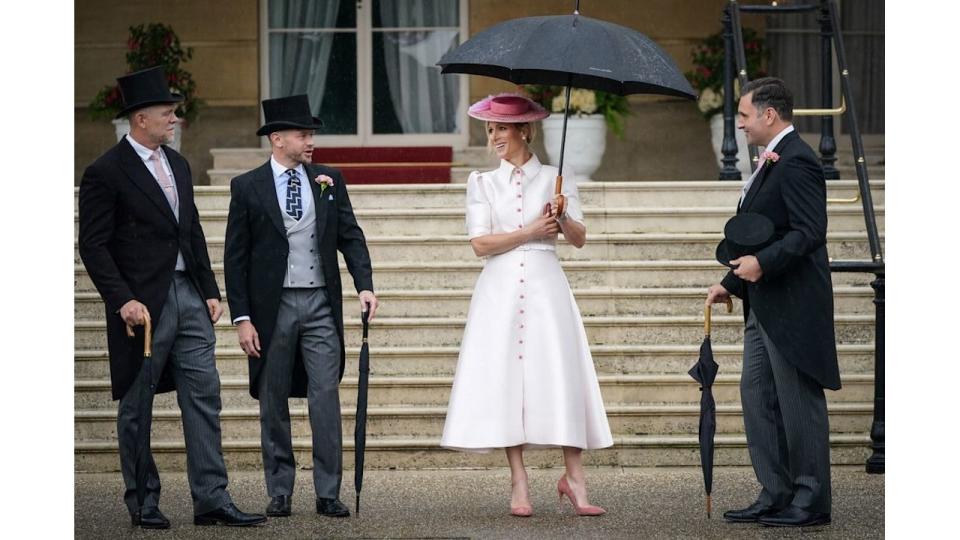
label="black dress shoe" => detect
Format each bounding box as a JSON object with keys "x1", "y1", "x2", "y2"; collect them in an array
[
  {"x1": 316, "y1": 498, "x2": 350, "y2": 517},
  {"x1": 758, "y1": 505, "x2": 831, "y2": 527},
  {"x1": 132, "y1": 507, "x2": 171, "y2": 529},
  {"x1": 723, "y1": 501, "x2": 782, "y2": 523},
  {"x1": 266, "y1": 495, "x2": 292, "y2": 517},
  {"x1": 194, "y1": 503, "x2": 267, "y2": 527}
]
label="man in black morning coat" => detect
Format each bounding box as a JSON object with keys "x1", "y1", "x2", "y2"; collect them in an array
[
  {"x1": 706, "y1": 77, "x2": 840, "y2": 528},
  {"x1": 78, "y1": 66, "x2": 265, "y2": 528},
  {"x1": 223, "y1": 94, "x2": 378, "y2": 518}
]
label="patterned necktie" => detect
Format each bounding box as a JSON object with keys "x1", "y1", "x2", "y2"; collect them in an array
[
  {"x1": 285, "y1": 169, "x2": 303, "y2": 220},
  {"x1": 149, "y1": 150, "x2": 178, "y2": 213}
]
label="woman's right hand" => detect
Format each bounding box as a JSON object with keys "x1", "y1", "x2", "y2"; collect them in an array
[{"x1": 526, "y1": 213, "x2": 561, "y2": 241}]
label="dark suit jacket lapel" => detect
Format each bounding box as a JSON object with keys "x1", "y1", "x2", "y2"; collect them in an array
[
  {"x1": 251, "y1": 161, "x2": 287, "y2": 237},
  {"x1": 118, "y1": 138, "x2": 178, "y2": 226},
  {"x1": 163, "y1": 146, "x2": 191, "y2": 227},
  {"x1": 305, "y1": 165, "x2": 330, "y2": 241},
  {"x1": 741, "y1": 130, "x2": 798, "y2": 213}
]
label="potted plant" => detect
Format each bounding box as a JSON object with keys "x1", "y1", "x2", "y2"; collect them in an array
[
  {"x1": 686, "y1": 28, "x2": 768, "y2": 176},
  {"x1": 89, "y1": 23, "x2": 202, "y2": 151},
  {"x1": 523, "y1": 85, "x2": 630, "y2": 180}
]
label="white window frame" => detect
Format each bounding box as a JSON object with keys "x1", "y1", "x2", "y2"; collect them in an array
[{"x1": 260, "y1": 0, "x2": 469, "y2": 149}]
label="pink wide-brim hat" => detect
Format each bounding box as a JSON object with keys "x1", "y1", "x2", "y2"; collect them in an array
[{"x1": 467, "y1": 93, "x2": 549, "y2": 123}]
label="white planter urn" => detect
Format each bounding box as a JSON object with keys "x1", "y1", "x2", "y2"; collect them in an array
[
  {"x1": 541, "y1": 114, "x2": 606, "y2": 180},
  {"x1": 112, "y1": 118, "x2": 182, "y2": 152},
  {"x1": 709, "y1": 113, "x2": 751, "y2": 178}
]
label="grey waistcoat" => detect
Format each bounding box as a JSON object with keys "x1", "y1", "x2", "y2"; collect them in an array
[{"x1": 281, "y1": 195, "x2": 325, "y2": 288}]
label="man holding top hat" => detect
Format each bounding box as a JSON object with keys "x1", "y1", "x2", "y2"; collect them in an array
[
  {"x1": 78, "y1": 66, "x2": 267, "y2": 528},
  {"x1": 705, "y1": 77, "x2": 839, "y2": 528},
  {"x1": 223, "y1": 94, "x2": 378, "y2": 518}
]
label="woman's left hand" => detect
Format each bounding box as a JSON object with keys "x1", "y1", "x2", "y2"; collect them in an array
[{"x1": 549, "y1": 194, "x2": 566, "y2": 221}]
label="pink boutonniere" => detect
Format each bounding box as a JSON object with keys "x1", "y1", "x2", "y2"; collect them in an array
[
  {"x1": 762, "y1": 150, "x2": 780, "y2": 165},
  {"x1": 315, "y1": 174, "x2": 334, "y2": 194}
]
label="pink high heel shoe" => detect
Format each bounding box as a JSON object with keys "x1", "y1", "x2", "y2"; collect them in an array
[
  {"x1": 510, "y1": 505, "x2": 533, "y2": 517},
  {"x1": 557, "y1": 475, "x2": 606, "y2": 516}
]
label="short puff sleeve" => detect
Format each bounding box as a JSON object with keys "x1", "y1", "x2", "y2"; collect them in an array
[
  {"x1": 465, "y1": 170, "x2": 492, "y2": 239},
  {"x1": 560, "y1": 166, "x2": 584, "y2": 225}
]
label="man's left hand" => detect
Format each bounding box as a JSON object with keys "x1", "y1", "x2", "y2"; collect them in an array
[
  {"x1": 731, "y1": 255, "x2": 763, "y2": 283},
  {"x1": 206, "y1": 299, "x2": 223, "y2": 323},
  {"x1": 359, "y1": 290, "x2": 379, "y2": 321}
]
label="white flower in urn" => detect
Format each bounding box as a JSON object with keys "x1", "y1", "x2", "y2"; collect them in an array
[
  {"x1": 552, "y1": 88, "x2": 598, "y2": 116},
  {"x1": 697, "y1": 87, "x2": 724, "y2": 115}
]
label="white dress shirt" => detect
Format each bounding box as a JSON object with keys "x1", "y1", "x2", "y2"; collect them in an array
[
  {"x1": 125, "y1": 134, "x2": 186, "y2": 270},
  {"x1": 739, "y1": 124, "x2": 795, "y2": 207}
]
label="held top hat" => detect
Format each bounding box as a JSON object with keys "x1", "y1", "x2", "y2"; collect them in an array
[
  {"x1": 467, "y1": 93, "x2": 549, "y2": 123},
  {"x1": 257, "y1": 95, "x2": 324, "y2": 136},
  {"x1": 115, "y1": 66, "x2": 184, "y2": 119},
  {"x1": 715, "y1": 213, "x2": 775, "y2": 268}
]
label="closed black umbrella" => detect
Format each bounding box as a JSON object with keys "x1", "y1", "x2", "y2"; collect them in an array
[
  {"x1": 354, "y1": 310, "x2": 371, "y2": 513},
  {"x1": 125, "y1": 316, "x2": 153, "y2": 516},
  {"x1": 438, "y1": 1, "x2": 695, "y2": 214},
  {"x1": 688, "y1": 299, "x2": 731, "y2": 518}
]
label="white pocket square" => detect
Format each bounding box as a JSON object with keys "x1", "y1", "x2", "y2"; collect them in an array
[{"x1": 328, "y1": 194, "x2": 334, "y2": 201}]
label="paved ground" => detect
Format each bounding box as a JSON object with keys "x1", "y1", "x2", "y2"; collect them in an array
[{"x1": 75, "y1": 466, "x2": 883, "y2": 539}]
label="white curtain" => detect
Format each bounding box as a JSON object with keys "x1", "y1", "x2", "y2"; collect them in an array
[
  {"x1": 269, "y1": 0, "x2": 341, "y2": 113},
  {"x1": 378, "y1": 0, "x2": 459, "y2": 133}
]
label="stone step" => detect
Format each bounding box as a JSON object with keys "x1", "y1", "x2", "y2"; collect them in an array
[
  {"x1": 74, "y1": 433, "x2": 872, "y2": 471},
  {"x1": 75, "y1": 401, "x2": 874, "y2": 444},
  {"x1": 74, "y1": 343, "x2": 876, "y2": 380},
  {"x1": 72, "y1": 205, "x2": 886, "y2": 239},
  {"x1": 74, "y1": 314, "x2": 875, "y2": 351},
  {"x1": 74, "y1": 373, "x2": 874, "y2": 410},
  {"x1": 74, "y1": 181, "x2": 885, "y2": 211},
  {"x1": 74, "y1": 232, "x2": 883, "y2": 265},
  {"x1": 74, "y1": 260, "x2": 879, "y2": 293},
  {"x1": 209, "y1": 148, "x2": 270, "y2": 170},
  {"x1": 73, "y1": 285, "x2": 875, "y2": 320}
]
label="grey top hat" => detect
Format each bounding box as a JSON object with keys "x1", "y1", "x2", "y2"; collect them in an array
[
  {"x1": 257, "y1": 94, "x2": 324, "y2": 136},
  {"x1": 715, "y1": 213, "x2": 775, "y2": 268},
  {"x1": 115, "y1": 66, "x2": 184, "y2": 118}
]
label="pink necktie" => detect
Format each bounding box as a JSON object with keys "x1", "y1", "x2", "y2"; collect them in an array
[{"x1": 150, "y1": 150, "x2": 178, "y2": 212}]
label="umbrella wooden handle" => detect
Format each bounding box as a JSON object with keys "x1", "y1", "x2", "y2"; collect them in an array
[
  {"x1": 125, "y1": 317, "x2": 153, "y2": 358},
  {"x1": 704, "y1": 298, "x2": 733, "y2": 335},
  {"x1": 554, "y1": 175, "x2": 566, "y2": 217}
]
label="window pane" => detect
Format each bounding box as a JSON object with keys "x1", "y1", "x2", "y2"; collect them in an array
[
  {"x1": 373, "y1": 0, "x2": 459, "y2": 28},
  {"x1": 372, "y1": 30, "x2": 460, "y2": 134},
  {"x1": 269, "y1": 32, "x2": 357, "y2": 135},
  {"x1": 269, "y1": 0, "x2": 355, "y2": 29}
]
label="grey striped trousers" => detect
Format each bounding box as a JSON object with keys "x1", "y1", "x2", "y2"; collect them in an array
[
  {"x1": 117, "y1": 272, "x2": 231, "y2": 515},
  {"x1": 740, "y1": 310, "x2": 832, "y2": 513}
]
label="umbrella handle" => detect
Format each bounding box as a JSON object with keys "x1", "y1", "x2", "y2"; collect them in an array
[
  {"x1": 125, "y1": 315, "x2": 153, "y2": 358},
  {"x1": 554, "y1": 175, "x2": 566, "y2": 217},
  {"x1": 704, "y1": 298, "x2": 733, "y2": 335}
]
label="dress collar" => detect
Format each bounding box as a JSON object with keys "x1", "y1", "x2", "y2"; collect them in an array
[{"x1": 497, "y1": 153, "x2": 542, "y2": 180}]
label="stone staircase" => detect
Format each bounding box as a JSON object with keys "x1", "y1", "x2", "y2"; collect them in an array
[{"x1": 74, "y1": 175, "x2": 884, "y2": 472}]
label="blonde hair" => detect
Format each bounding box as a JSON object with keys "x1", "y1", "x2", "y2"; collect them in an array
[{"x1": 484, "y1": 121, "x2": 537, "y2": 154}]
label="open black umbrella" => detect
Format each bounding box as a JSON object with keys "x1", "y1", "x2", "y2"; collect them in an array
[
  {"x1": 354, "y1": 309, "x2": 371, "y2": 513},
  {"x1": 688, "y1": 298, "x2": 731, "y2": 518},
  {"x1": 438, "y1": 0, "x2": 695, "y2": 214},
  {"x1": 125, "y1": 315, "x2": 153, "y2": 516}
]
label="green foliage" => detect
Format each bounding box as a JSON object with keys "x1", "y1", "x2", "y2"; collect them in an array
[
  {"x1": 685, "y1": 27, "x2": 768, "y2": 119},
  {"x1": 89, "y1": 23, "x2": 203, "y2": 124},
  {"x1": 523, "y1": 84, "x2": 632, "y2": 139}
]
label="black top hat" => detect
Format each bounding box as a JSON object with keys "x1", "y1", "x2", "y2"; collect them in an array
[
  {"x1": 715, "y1": 213, "x2": 775, "y2": 268},
  {"x1": 257, "y1": 95, "x2": 324, "y2": 136},
  {"x1": 115, "y1": 66, "x2": 184, "y2": 119}
]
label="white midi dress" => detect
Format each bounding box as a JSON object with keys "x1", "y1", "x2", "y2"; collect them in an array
[{"x1": 440, "y1": 155, "x2": 613, "y2": 452}]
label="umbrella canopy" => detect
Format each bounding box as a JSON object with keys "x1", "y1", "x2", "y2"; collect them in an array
[
  {"x1": 354, "y1": 310, "x2": 371, "y2": 513},
  {"x1": 438, "y1": 4, "x2": 695, "y2": 213},
  {"x1": 688, "y1": 299, "x2": 731, "y2": 518},
  {"x1": 438, "y1": 13, "x2": 696, "y2": 99}
]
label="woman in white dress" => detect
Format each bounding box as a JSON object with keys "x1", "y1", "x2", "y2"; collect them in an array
[{"x1": 440, "y1": 93, "x2": 613, "y2": 517}]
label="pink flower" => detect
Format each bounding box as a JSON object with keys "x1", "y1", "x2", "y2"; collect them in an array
[
  {"x1": 762, "y1": 150, "x2": 780, "y2": 165},
  {"x1": 315, "y1": 174, "x2": 334, "y2": 193}
]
